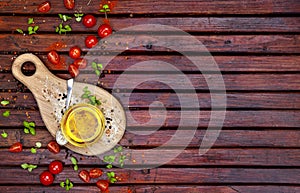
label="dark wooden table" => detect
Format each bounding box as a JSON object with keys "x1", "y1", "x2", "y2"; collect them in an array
[{"x1": 1, "y1": 0, "x2": 300, "y2": 192}]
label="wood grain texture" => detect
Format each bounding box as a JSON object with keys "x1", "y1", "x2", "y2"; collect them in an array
[
  {"x1": 1, "y1": 109, "x2": 300, "y2": 128},
  {"x1": 0, "y1": 167, "x2": 299, "y2": 184},
  {"x1": 2, "y1": 92, "x2": 300, "y2": 109},
  {"x1": 1, "y1": 16, "x2": 300, "y2": 33},
  {"x1": 2, "y1": 73, "x2": 300, "y2": 91},
  {"x1": 1, "y1": 129, "x2": 299, "y2": 148},
  {"x1": 0, "y1": 148, "x2": 299, "y2": 166},
  {"x1": 1, "y1": 34, "x2": 300, "y2": 53},
  {"x1": 1, "y1": 0, "x2": 300, "y2": 14}
]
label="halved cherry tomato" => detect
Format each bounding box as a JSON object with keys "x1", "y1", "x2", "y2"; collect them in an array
[
  {"x1": 97, "y1": 24, "x2": 112, "y2": 38},
  {"x1": 38, "y1": 1, "x2": 51, "y2": 13},
  {"x1": 82, "y1": 15, "x2": 97, "y2": 28},
  {"x1": 40, "y1": 171, "x2": 54, "y2": 186},
  {"x1": 85, "y1": 35, "x2": 98, "y2": 48},
  {"x1": 49, "y1": 160, "x2": 63, "y2": 175},
  {"x1": 69, "y1": 46, "x2": 81, "y2": 59},
  {"x1": 74, "y1": 58, "x2": 87, "y2": 69},
  {"x1": 68, "y1": 64, "x2": 79, "y2": 78},
  {"x1": 89, "y1": 168, "x2": 103, "y2": 178},
  {"x1": 47, "y1": 50, "x2": 60, "y2": 65},
  {"x1": 9, "y1": 142, "x2": 22, "y2": 153},
  {"x1": 47, "y1": 140, "x2": 60, "y2": 154},
  {"x1": 79, "y1": 170, "x2": 90, "y2": 183},
  {"x1": 64, "y1": 0, "x2": 75, "y2": 10},
  {"x1": 96, "y1": 180, "x2": 109, "y2": 192}
]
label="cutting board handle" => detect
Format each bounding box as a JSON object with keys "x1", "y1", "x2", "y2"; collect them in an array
[{"x1": 12, "y1": 53, "x2": 59, "y2": 90}]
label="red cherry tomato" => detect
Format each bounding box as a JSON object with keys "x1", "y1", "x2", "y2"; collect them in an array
[
  {"x1": 47, "y1": 140, "x2": 60, "y2": 154},
  {"x1": 9, "y1": 142, "x2": 22, "y2": 153},
  {"x1": 68, "y1": 64, "x2": 79, "y2": 78},
  {"x1": 38, "y1": 1, "x2": 51, "y2": 13},
  {"x1": 74, "y1": 58, "x2": 87, "y2": 69},
  {"x1": 89, "y1": 168, "x2": 103, "y2": 178},
  {"x1": 82, "y1": 15, "x2": 97, "y2": 28},
  {"x1": 85, "y1": 35, "x2": 98, "y2": 48},
  {"x1": 63, "y1": 0, "x2": 75, "y2": 10},
  {"x1": 47, "y1": 50, "x2": 60, "y2": 65},
  {"x1": 49, "y1": 160, "x2": 63, "y2": 175},
  {"x1": 69, "y1": 46, "x2": 81, "y2": 59},
  {"x1": 40, "y1": 171, "x2": 54, "y2": 186},
  {"x1": 97, "y1": 24, "x2": 112, "y2": 38},
  {"x1": 96, "y1": 180, "x2": 109, "y2": 192},
  {"x1": 78, "y1": 170, "x2": 90, "y2": 183}
]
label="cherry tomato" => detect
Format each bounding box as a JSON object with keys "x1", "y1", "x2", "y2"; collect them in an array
[
  {"x1": 69, "y1": 46, "x2": 81, "y2": 59},
  {"x1": 68, "y1": 64, "x2": 79, "y2": 78},
  {"x1": 47, "y1": 140, "x2": 60, "y2": 154},
  {"x1": 38, "y1": 1, "x2": 51, "y2": 13},
  {"x1": 85, "y1": 35, "x2": 98, "y2": 48},
  {"x1": 82, "y1": 15, "x2": 97, "y2": 28},
  {"x1": 89, "y1": 168, "x2": 103, "y2": 178},
  {"x1": 96, "y1": 180, "x2": 109, "y2": 192},
  {"x1": 64, "y1": 0, "x2": 75, "y2": 10},
  {"x1": 49, "y1": 160, "x2": 63, "y2": 175},
  {"x1": 74, "y1": 58, "x2": 87, "y2": 69},
  {"x1": 47, "y1": 50, "x2": 60, "y2": 65},
  {"x1": 40, "y1": 171, "x2": 54, "y2": 186},
  {"x1": 9, "y1": 142, "x2": 22, "y2": 153},
  {"x1": 78, "y1": 170, "x2": 90, "y2": 183},
  {"x1": 97, "y1": 24, "x2": 113, "y2": 38}
]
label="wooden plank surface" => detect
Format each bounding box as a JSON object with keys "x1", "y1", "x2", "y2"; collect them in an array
[
  {"x1": 1, "y1": 0, "x2": 300, "y2": 15},
  {"x1": 0, "y1": 0, "x2": 299, "y2": 192}
]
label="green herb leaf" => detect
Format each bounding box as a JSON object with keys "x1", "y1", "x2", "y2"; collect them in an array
[
  {"x1": 95, "y1": 69, "x2": 101, "y2": 76},
  {"x1": 60, "y1": 182, "x2": 65, "y2": 187},
  {"x1": 103, "y1": 155, "x2": 115, "y2": 163},
  {"x1": 35, "y1": 142, "x2": 42, "y2": 148},
  {"x1": 114, "y1": 146, "x2": 123, "y2": 153},
  {"x1": 21, "y1": 163, "x2": 29, "y2": 169},
  {"x1": 1, "y1": 100, "x2": 9, "y2": 106},
  {"x1": 70, "y1": 157, "x2": 77, "y2": 165},
  {"x1": 1, "y1": 131, "x2": 8, "y2": 138},
  {"x1": 28, "y1": 18, "x2": 34, "y2": 25},
  {"x1": 16, "y1": 29, "x2": 24, "y2": 34},
  {"x1": 29, "y1": 122, "x2": 35, "y2": 127},
  {"x1": 73, "y1": 165, "x2": 78, "y2": 171},
  {"x1": 33, "y1": 26, "x2": 39, "y2": 32},
  {"x1": 69, "y1": 182, "x2": 73, "y2": 188},
  {"x1": 24, "y1": 128, "x2": 29, "y2": 134},
  {"x1": 66, "y1": 178, "x2": 70, "y2": 185},
  {"x1": 106, "y1": 164, "x2": 113, "y2": 169},
  {"x1": 31, "y1": 147, "x2": 37, "y2": 154},
  {"x1": 2, "y1": 110, "x2": 10, "y2": 117},
  {"x1": 29, "y1": 127, "x2": 36, "y2": 135}
]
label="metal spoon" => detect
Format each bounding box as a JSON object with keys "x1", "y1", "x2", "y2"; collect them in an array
[{"x1": 56, "y1": 78, "x2": 74, "y2": 145}]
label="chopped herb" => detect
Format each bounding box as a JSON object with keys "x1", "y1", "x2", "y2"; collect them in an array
[
  {"x1": 30, "y1": 147, "x2": 37, "y2": 154},
  {"x1": 2, "y1": 110, "x2": 10, "y2": 117},
  {"x1": 100, "y1": 4, "x2": 111, "y2": 19},
  {"x1": 1, "y1": 100, "x2": 9, "y2": 106},
  {"x1": 23, "y1": 121, "x2": 36, "y2": 135},
  {"x1": 106, "y1": 171, "x2": 117, "y2": 183},
  {"x1": 28, "y1": 18, "x2": 34, "y2": 25},
  {"x1": 106, "y1": 164, "x2": 113, "y2": 169},
  {"x1": 91, "y1": 62, "x2": 103, "y2": 77},
  {"x1": 103, "y1": 155, "x2": 115, "y2": 163},
  {"x1": 74, "y1": 13, "x2": 84, "y2": 22},
  {"x1": 58, "y1": 14, "x2": 72, "y2": 22},
  {"x1": 60, "y1": 178, "x2": 73, "y2": 191},
  {"x1": 81, "y1": 86, "x2": 101, "y2": 106},
  {"x1": 16, "y1": 28, "x2": 24, "y2": 34},
  {"x1": 21, "y1": 163, "x2": 37, "y2": 172},
  {"x1": 70, "y1": 156, "x2": 78, "y2": 171},
  {"x1": 1, "y1": 131, "x2": 8, "y2": 138}
]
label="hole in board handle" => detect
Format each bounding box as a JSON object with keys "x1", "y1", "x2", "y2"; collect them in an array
[{"x1": 21, "y1": 62, "x2": 36, "y2": 76}]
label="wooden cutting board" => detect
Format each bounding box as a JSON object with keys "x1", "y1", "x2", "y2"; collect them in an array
[{"x1": 12, "y1": 53, "x2": 126, "y2": 156}]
